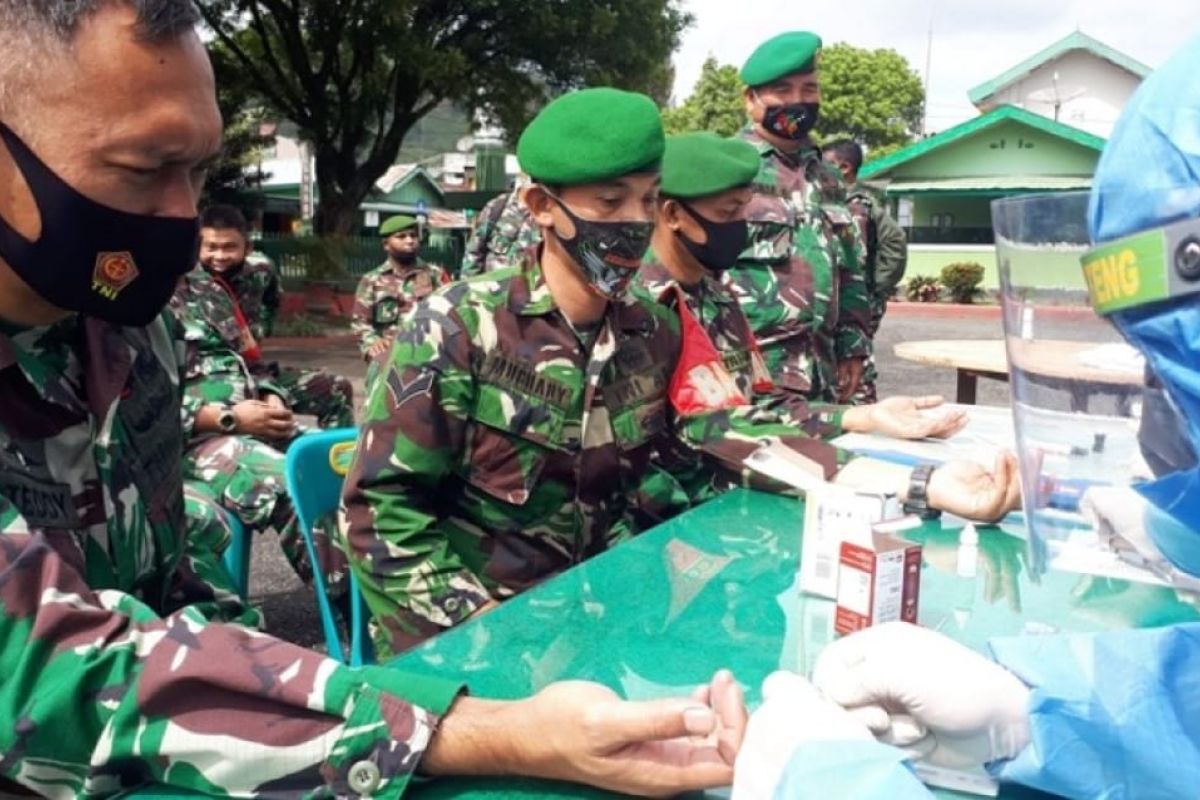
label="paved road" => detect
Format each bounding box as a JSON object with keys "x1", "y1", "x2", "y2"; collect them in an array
[{"x1": 251, "y1": 310, "x2": 1121, "y2": 650}]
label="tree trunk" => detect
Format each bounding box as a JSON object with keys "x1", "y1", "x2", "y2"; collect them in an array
[{"x1": 313, "y1": 186, "x2": 364, "y2": 236}]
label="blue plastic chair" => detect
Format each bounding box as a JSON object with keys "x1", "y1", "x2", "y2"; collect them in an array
[
  {"x1": 220, "y1": 513, "x2": 252, "y2": 599},
  {"x1": 284, "y1": 427, "x2": 373, "y2": 666}
]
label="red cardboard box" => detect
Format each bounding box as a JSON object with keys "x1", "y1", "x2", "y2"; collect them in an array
[{"x1": 834, "y1": 531, "x2": 922, "y2": 635}]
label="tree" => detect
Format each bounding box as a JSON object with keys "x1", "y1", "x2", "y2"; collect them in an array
[
  {"x1": 197, "y1": 0, "x2": 691, "y2": 234},
  {"x1": 662, "y1": 56, "x2": 745, "y2": 137},
  {"x1": 201, "y1": 51, "x2": 274, "y2": 208},
  {"x1": 816, "y1": 44, "x2": 924, "y2": 155}
]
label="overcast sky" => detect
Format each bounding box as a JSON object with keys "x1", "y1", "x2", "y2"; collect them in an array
[{"x1": 671, "y1": 0, "x2": 1199, "y2": 133}]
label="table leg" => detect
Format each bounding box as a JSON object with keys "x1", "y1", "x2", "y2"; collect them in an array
[{"x1": 956, "y1": 370, "x2": 978, "y2": 405}]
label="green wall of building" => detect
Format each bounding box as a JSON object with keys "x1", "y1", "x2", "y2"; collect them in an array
[{"x1": 903, "y1": 245, "x2": 1088, "y2": 291}]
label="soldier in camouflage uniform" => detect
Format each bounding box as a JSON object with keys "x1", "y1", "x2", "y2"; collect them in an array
[
  {"x1": 459, "y1": 183, "x2": 542, "y2": 278},
  {"x1": 727, "y1": 32, "x2": 874, "y2": 405},
  {"x1": 823, "y1": 139, "x2": 909, "y2": 404},
  {"x1": 200, "y1": 204, "x2": 354, "y2": 428},
  {"x1": 642, "y1": 133, "x2": 967, "y2": 506},
  {"x1": 171, "y1": 267, "x2": 346, "y2": 587},
  {"x1": 351, "y1": 214, "x2": 451, "y2": 380},
  {"x1": 0, "y1": 6, "x2": 752, "y2": 794},
  {"x1": 340, "y1": 89, "x2": 698, "y2": 658}
]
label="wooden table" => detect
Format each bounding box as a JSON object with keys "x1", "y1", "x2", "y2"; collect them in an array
[{"x1": 894, "y1": 338, "x2": 1145, "y2": 411}]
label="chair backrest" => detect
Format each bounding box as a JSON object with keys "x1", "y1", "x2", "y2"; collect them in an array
[
  {"x1": 284, "y1": 427, "x2": 372, "y2": 664},
  {"x1": 286, "y1": 427, "x2": 359, "y2": 531}
]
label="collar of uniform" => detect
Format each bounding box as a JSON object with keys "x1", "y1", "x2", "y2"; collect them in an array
[
  {"x1": 0, "y1": 315, "x2": 80, "y2": 394},
  {"x1": 740, "y1": 125, "x2": 822, "y2": 168},
  {"x1": 637, "y1": 249, "x2": 677, "y2": 298},
  {"x1": 701, "y1": 273, "x2": 736, "y2": 304},
  {"x1": 386, "y1": 258, "x2": 426, "y2": 279},
  {"x1": 507, "y1": 245, "x2": 655, "y2": 335},
  {"x1": 507, "y1": 245, "x2": 558, "y2": 316}
]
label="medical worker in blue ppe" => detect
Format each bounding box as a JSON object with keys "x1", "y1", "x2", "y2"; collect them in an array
[{"x1": 732, "y1": 33, "x2": 1200, "y2": 800}]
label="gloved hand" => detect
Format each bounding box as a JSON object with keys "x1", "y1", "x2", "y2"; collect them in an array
[
  {"x1": 812, "y1": 622, "x2": 1032, "y2": 769},
  {"x1": 732, "y1": 671, "x2": 873, "y2": 800}
]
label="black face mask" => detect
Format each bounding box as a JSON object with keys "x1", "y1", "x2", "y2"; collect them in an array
[
  {"x1": 390, "y1": 250, "x2": 418, "y2": 266},
  {"x1": 0, "y1": 122, "x2": 199, "y2": 327},
  {"x1": 677, "y1": 203, "x2": 749, "y2": 274},
  {"x1": 757, "y1": 97, "x2": 821, "y2": 141},
  {"x1": 549, "y1": 194, "x2": 653, "y2": 299}
]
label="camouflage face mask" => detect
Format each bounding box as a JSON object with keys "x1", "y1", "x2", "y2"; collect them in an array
[{"x1": 546, "y1": 193, "x2": 653, "y2": 299}]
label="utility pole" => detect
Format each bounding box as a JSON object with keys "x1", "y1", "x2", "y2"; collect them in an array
[{"x1": 921, "y1": 0, "x2": 936, "y2": 137}]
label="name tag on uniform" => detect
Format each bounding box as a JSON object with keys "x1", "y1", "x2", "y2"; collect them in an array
[{"x1": 0, "y1": 472, "x2": 79, "y2": 529}]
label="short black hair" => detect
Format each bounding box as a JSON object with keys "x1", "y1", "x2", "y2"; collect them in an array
[
  {"x1": 821, "y1": 139, "x2": 864, "y2": 174},
  {"x1": 200, "y1": 204, "x2": 250, "y2": 236}
]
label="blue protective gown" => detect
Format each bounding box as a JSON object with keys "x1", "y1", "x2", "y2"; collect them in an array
[
  {"x1": 772, "y1": 32, "x2": 1200, "y2": 800},
  {"x1": 773, "y1": 625, "x2": 1200, "y2": 799}
]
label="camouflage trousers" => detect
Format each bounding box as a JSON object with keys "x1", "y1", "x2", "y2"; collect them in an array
[
  {"x1": 850, "y1": 302, "x2": 886, "y2": 405},
  {"x1": 260, "y1": 363, "x2": 355, "y2": 429},
  {"x1": 180, "y1": 481, "x2": 263, "y2": 628},
  {"x1": 183, "y1": 434, "x2": 347, "y2": 591}
]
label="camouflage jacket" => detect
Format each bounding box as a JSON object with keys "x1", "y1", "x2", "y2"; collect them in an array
[
  {"x1": 637, "y1": 258, "x2": 849, "y2": 503},
  {"x1": 726, "y1": 127, "x2": 872, "y2": 400},
  {"x1": 459, "y1": 188, "x2": 542, "y2": 279},
  {"x1": 341, "y1": 255, "x2": 690, "y2": 657},
  {"x1": 846, "y1": 182, "x2": 908, "y2": 313},
  {"x1": 0, "y1": 314, "x2": 459, "y2": 798},
  {"x1": 350, "y1": 259, "x2": 451, "y2": 357},
  {"x1": 170, "y1": 268, "x2": 282, "y2": 435},
  {"x1": 210, "y1": 251, "x2": 281, "y2": 340}
]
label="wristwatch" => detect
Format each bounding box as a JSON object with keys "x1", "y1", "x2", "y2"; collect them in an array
[
  {"x1": 902, "y1": 463, "x2": 942, "y2": 520},
  {"x1": 217, "y1": 408, "x2": 238, "y2": 434}
]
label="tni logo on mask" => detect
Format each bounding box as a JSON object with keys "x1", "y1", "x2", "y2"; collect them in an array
[{"x1": 92, "y1": 252, "x2": 140, "y2": 300}]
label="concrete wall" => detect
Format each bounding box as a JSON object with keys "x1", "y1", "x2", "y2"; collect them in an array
[{"x1": 982, "y1": 50, "x2": 1141, "y2": 138}]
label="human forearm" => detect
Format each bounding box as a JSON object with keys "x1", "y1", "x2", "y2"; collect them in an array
[{"x1": 0, "y1": 517, "x2": 452, "y2": 799}]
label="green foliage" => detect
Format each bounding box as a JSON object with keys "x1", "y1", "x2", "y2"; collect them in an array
[
  {"x1": 201, "y1": 49, "x2": 274, "y2": 207},
  {"x1": 940, "y1": 262, "x2": 986, "y2": 304},
  {"x1": 662, "y1": 57, "x2": 745, "y2": 137},
  {"x1": 817, "y1": 44, "x2": 924, "y2": 154},
  {"x1": 197, "y1": 0, "x2": 691, "y2": 234},
  {"x1": 272, "y1": 314, "x2": 324, "y2": 337},
  {"x1": 905, "y1": 275, "x2": 941, "y2": 303}
]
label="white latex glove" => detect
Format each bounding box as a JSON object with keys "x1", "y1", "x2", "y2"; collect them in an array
[
  {"x1": 812, "y1": 622, "x2": 1032, "y2": 769},
  {"x1": 732, "y1": 671, "x2": 873, "y2": 800},
  {"x1": 1081, "y1": 486, "x2": 1164, "y2": 568}
]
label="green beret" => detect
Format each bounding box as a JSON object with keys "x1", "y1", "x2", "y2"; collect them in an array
[
  {"x1": 517, "y1": 87, "x2": 665, "y2": 185},
  {"x1": 661, "y1": 133, "x2": 760, "y2": 198},
  {"x1": 740, "y1": 31, "x2": 823, "y2": 87},
  {"x1": 379, "y1": 215, "x2": 418, "y2": 236}
]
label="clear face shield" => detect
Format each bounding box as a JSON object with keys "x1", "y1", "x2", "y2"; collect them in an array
[{"x1": 993, "y1": 191, "x2": 1200, "y2": 586}]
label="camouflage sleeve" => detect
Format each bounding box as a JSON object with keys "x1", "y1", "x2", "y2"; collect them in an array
[
  {"x1": 751, "y1": 390, "x2": 846, "y2": 439},
  {"x1": 0, "y1": 501, "x2": 463, "y2": 798},
  {"x1": 675, "y1": 409, "x2": 853, "y2": 494},
  {"x1": 871, "y1": 205, "x2": 909, "y2": 303},
  {"x1": 341, "y1": 301, "x2": 492, "y2": 653},
  {"x1": 165, "y1": 308, "x2": 204, "y2": 436},
  {"x1": 351, "y1": 275, "x2": 379, "y2": 356},
  {"x1": 459, "y1": 199, "x2": 502, "y2": 279},
  {"x1": 834, "y1": 219, "x2": 873, "y2": 361}
]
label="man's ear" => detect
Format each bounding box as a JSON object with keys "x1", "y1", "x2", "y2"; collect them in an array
[
  {"x1": 658, "y1": 198, "x2": 684, "y2": 232},
  {"x1": 522, "y1": 184, "x2": 556, "y2": 227}
]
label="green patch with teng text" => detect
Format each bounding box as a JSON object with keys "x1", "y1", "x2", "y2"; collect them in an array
[{"x1": 1081, "y1": 228, "x2": 1171, "y2": 315}]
